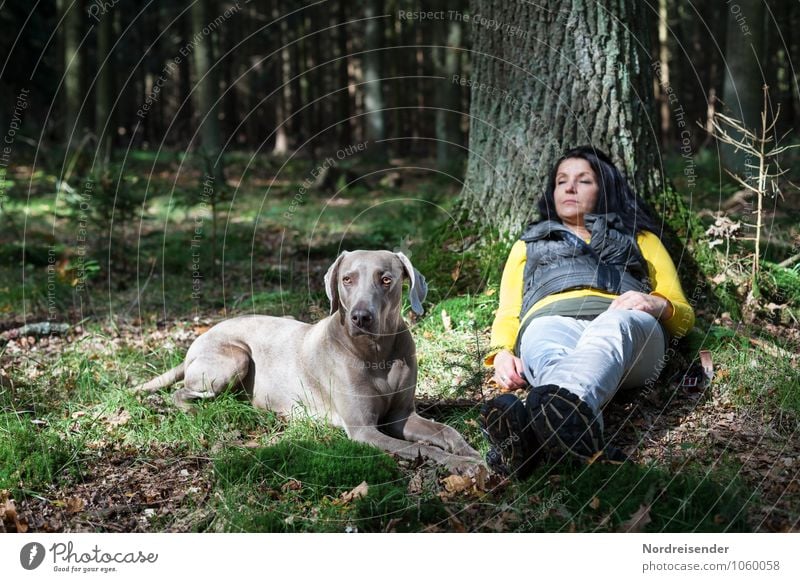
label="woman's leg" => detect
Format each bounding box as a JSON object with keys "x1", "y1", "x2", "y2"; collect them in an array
[
  {"x1": 523, "y1": 310, "x2": 666, "y2": 459},
  {"x1": 518, "y1": 315, "x2": 588, "y2": 385},
  {"x1": 530, "y1": 309, "x2": 666, "y2": 416}
]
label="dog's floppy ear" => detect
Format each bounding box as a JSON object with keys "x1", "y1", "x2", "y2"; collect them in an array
[
  {"x1": 324, "y1": 251, "x2": 348, "y2": 314},
  {"x1": 395, "y1": 252, "x2": 428, "y2": 315}
]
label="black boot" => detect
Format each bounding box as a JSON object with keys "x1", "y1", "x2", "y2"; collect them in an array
[{"x1": 479, "y1": 394, "x2": 542, "y2": 478}]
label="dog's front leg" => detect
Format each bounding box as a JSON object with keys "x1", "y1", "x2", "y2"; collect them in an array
[
  {"x1": 347, "y1": 425, "x2": 480, "y2": 470},
  {"x1": 388, "y1": 412, "x2": 482, "y2": 460}
]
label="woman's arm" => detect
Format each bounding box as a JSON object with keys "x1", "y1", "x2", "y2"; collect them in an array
[
  {"x1": 485, "y1": 240, "x2": 527, "y2": 366},
  {"x1": 631, "y1": 231, "x2": 696, "y2": 337}
]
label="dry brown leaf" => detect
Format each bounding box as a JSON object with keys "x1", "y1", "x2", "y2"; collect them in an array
[
  {"x1": 442, "y1": 474, "x2": 472, "y2": 495},
  {"x1": 590, "y1": 496, "x2": 601, "y2": 510},
  {"x1": 1, "y1": 495, "x2": 16, "y2": 522},
  {"x1": 439, "y1": 465, "x2": 492, "y2": 501},
  {"x1": 103, "y1": 408, "x2": 131, "y2": 429},
  {"x1": 618, "y1": 504, "x2": 652, "y2": 533},
  {"x1": 14, "y1": 514, "x2": 28, "y2": 533},
  {"x1": 407, "y1": 470, "x2": 424, "y2": 495},
  {"x1": 337, "y1": 481, "x2": 369, "y2": 504},
  {"x1": 281, "y1": 479, "x2": 302, "y2": 493},
  {"x1": 66, "y1": 497, "x2": 85, "y2": 514}
]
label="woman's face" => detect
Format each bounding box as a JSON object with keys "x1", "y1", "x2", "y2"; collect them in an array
[{"x1": 553, "y1": 157, "x2": 599, "y2": 228}]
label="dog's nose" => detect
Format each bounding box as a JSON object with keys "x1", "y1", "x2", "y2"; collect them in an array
[{"x1": 351, "y1": 309, "x2": 374, "y2": 328}]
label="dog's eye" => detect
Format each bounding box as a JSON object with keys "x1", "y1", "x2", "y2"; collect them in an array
[
  {"x1": 342, "y1": 276, "x2": 352, "y2": 285},
  {"x1": 381, "y1": 276, "x2": 392, "y2": 286}
]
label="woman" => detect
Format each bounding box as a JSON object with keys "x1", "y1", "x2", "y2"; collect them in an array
[{"x1": 480, "y1": 145, "x2": 694, "y2": 477}]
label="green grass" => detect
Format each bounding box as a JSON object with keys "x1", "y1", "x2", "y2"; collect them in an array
[
  {"x1": 506, "y1": 458, "x2": 750, "y2": 532},
  {"x1": 213, "y1": 437, "x2": 447, "y2": 532},
  {"x1": 713, "y1": 335, "x2": 800, "y2": 421},
  {"x1": 0, "y1": 410, "x2": 78, "y2": 497}
]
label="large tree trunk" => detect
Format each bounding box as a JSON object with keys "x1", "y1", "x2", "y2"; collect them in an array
[
  {"x1": 720, "y1": 0, "x2": 766, "y2": 177},
  {"x1": 461, "y1": 0, "x2": 661, "y2": 232}
]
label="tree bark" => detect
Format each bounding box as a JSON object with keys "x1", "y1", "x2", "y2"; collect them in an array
[
  {"x1": 95, "y1": 5, "x2": 114, "y2": 170},
  {"x1": 190, "y1": 0, "x2": 225, "y2": 184},
  {"x1": 336, "y1": 0, "x2": 352, "y2": 148},
  {"x1": 656, "y1": 0, "x2": 671, "y2": 148},
  {"x1": 363, "y1": 0, "x2": 387, "y2": 160},
  {"x1": 461, "y1": 0, "x2": 661, "y2": 233},
  {"x1": 273, "y1": 0, "x2": 291, "y2": 155},
  {"x1": 61, "y1": 0, "x2": 85, "y2": 147},
  {"x1": 433, "y1": 0, "x2": 464, "y2": 169}
]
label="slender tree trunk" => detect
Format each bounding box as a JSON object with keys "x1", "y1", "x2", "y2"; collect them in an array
[
  {"x1": 190, "y1": 0, "x2": 225, "y2": 184},
  {"x1": 289, "y1": 10, "x2": 304, "y2": 148},
  {"x1": 720, "y1": 0, "x2": 766, "y2": 177},
  {"x1": 363, "y1": 0, "x2": 387, "y2": 160},
  {"x1": 177, "y1": 11, "x2": 194, "y2": 145},
  {"x1": 462, "y1": 0, "x2": 661, "y2": 232},
  {"x1": 433, "y1": 0, "x2": 464, "y2": 169},
  {"x1": 95, "y1": 6, "x2": 114, "y2": 171},
  {"x1": 656, "y1": 0, "x2": 671, "y2": 148},
  {"x1": 273, "y1": 1, "x2": 290, "y2": 155},
  {"x1": 336, "y1": 0, "x2": 352, "y2": 148},
  {"x1": 62, "y1": 0, "x2": 84, "y2": 147}
]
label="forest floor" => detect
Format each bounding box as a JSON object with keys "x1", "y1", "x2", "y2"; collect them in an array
[{"x1": 1, "y1": 150, "x2": 799, "y2": 532}]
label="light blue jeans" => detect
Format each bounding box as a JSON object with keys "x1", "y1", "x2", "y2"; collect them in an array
[{"x1": 518, "y1": 310, "x2": 667, "y2": 429}]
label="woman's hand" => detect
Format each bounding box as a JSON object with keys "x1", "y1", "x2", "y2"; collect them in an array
[
  {"x1": 609, "y1": 291, "x2": 674, "y2": 320},
  {"x1": 492, "y1": 350, "x2": 528, "y2": 391}
]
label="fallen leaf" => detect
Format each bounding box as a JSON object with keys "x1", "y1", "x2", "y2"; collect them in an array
[
  {"x1": 1, "y1": 494, "x2": 17, "y2": 522},
  {"x1": 337, "y1": 481, "x2": 369, "y2": 504},
  {"x1": 618, "y1": 504, "x2": 652, "y2": 533},
  {"x1": 103, "y1": 408, "x2": 131, "y2": 429},
  {"x1": 66, "y1": 497, "x2": 85, "y2": 514},
  {"x1": 407, "y1": 470, "x2": 425, "y2": 495},
  {"x1": 590, "y1": 496, "x2": 601, "y2": 510},
  {"x1": 441, "y1": 474, "x2": 472, "y2": 495},
  {"x1": 281, "y1": 479, "x2": 302, "y2": 493}
]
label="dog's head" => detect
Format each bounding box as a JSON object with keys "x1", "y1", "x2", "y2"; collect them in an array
[{"x1": 324, "y1": 250, "x2": 428, "y2": 336}]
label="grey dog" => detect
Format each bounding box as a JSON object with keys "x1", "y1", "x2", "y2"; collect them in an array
[{"x1": 134, "y1": 250, "x2": 483, "y2": 470}]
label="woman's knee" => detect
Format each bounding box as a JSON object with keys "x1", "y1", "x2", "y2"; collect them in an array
[{"x1": 593, "y1": 308, "x2": 660, "y2": 335}]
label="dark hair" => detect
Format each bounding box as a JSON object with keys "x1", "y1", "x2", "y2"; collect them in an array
[{"x1": 535, "y1": 145, "x2": 660, "y2": 235}]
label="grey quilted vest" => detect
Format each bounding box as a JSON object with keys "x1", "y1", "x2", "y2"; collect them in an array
[{"x1": 518, "y1": 213, "x2": 652, "y2": 321}]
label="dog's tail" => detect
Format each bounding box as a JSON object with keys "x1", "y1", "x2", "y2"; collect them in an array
[{"x1": 132, "y1": 362, "x2": 186, "y2": 393}]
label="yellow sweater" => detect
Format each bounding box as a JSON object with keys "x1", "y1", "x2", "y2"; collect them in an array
[{"x1": 486, "y1": 231, "x2": 695, "y2": 366}]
